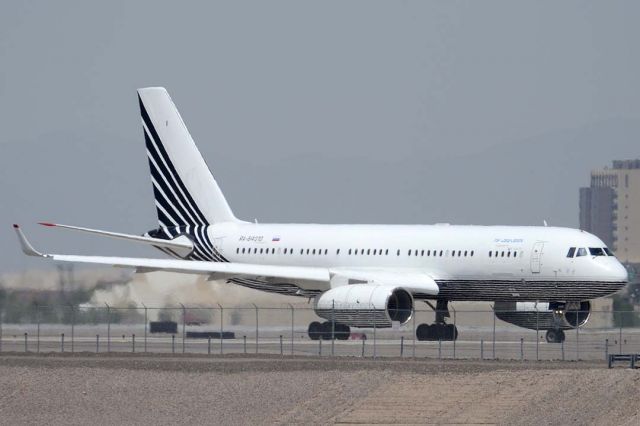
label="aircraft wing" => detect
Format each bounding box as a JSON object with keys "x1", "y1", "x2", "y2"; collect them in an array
[
  {"x1": 13, "y1": 225, "x2": 330, "y2": 290},
  {"x1": 13, "y1": 224, "x2": 439, "y2": 296}
]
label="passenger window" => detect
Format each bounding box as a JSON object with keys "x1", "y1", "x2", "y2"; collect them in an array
[
  {"x1": 489, "y1": 251, "x2": 492, "y2": 258},
  {"x1": 348, "y1": 249, "x2": 352, "y2": 255},
  {"x1": 567, "y1": 247, "x2": 576, "y2": 258},
  {"x1": 439, "y1": 250, "x2": 443, "y2": 257},
  {"x1": 576, "y1": 248, "x2": 587, "y2": 257},
  {"x1": 513, "y1": 251, "x2": 517, "y2": 258},
  {"x1": 254, "y1": 248, "x2": 257, "y2": 254},
  {"x1": 385, "y1": 249, "x2": 389, "y2": 255},
  {"x1": 452, "y1": 251, "x2": 456, "y2": 257},
  {"x1": 397, "y1": 249, "x2": 400, "y2": 256},
  {"x1": 501, "y1": 251, "x2": 505, "y2": 257},
  {"x1": 242, "y1": 248, "x2": 245, "y2": 254},
  {"x1": 464, "y1": 250, "x2": 467, "y2": 257},
  {"x1": 471, "y1": 250, "x2": 474, "y2": 257},
  {"x1": 589, "y1": 247, "x2": 606, "y2": 256},
  {"x1": 337, "y1": 249, "x2": 340, "y2": 255}
]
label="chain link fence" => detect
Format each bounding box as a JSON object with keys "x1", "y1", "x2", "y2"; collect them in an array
[{"x1": 1, "y1": 304, "x2": 638, "y2": 360}]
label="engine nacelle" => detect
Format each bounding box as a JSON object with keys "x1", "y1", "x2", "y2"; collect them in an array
[
  {"x1": 314, "y1": 284, "x2": 413, "y2": 328},
  {"x1": 494, "y1": 301, "x2": 591, "y2": 330}
]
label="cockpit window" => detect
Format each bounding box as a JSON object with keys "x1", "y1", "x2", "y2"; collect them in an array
[
  {"x1": 576, "y1": 248, "x2": 588, "y2": 257},
  {"x1": 566, "y1": 247, "x2": 576, "y2": 258},
  {"x1": 589, "y1": 247, "x2": 606, "y2": 256},
  {"x1": 603, "y1": 247, "x2": 614, "y2": 256}
]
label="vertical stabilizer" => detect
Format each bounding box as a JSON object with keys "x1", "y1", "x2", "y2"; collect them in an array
[{"x1": 137, "y1": 87, "x2": 238, "y2": 226}]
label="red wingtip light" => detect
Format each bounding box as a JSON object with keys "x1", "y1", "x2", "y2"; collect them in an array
[
  {"x1": 12, "y1": 224, "x2": 19, "y2": 229},
  {"x1": 38, "y1": 222, "x2": 56, "y2": 227}
]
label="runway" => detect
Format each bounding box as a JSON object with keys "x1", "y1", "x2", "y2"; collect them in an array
[{"x1": 0, "y1": 354, "x2": 638, "y2": 425}]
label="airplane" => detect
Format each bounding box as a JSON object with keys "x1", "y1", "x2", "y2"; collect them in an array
[{"x1": 13, "y1": 87, "x2": 628, "y2": 343}]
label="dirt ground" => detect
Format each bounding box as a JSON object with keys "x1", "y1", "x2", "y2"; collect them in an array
[{"x1": 0, "y1": 354, "x2": 637, "y2": 425}]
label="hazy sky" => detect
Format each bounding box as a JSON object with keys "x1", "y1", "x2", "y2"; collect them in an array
[{"x1": 1, "y1": 1, "x2": 639, "y2": 274}]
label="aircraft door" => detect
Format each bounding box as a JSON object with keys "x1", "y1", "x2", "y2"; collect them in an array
[{"x1": 530, "y1": 242, "x2": 544, "y2": 274}]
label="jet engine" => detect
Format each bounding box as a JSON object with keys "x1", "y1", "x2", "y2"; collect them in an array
[
  {"x1": 314, "y1": 284, "x2": 413, "y2": 328},
  {"x1": 494, "y1": 301, "x2": 592, "y2": 330}
]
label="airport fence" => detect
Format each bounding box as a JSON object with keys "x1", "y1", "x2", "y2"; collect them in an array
[{"x1": 0, "y1": 304, "x2": 639, "y2": 361}]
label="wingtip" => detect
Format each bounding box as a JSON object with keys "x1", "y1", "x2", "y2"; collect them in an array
[
  {"x1": 13, "y1": 225, "x2": 46, "y2": 257},
  {"x1": 38, "y1": 222, "x2": 56, "y2": 227}
]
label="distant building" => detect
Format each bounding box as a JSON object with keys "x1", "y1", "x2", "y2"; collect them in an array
[{"x1": 579, "y1": 160, "x2": 640, "y2": 264}]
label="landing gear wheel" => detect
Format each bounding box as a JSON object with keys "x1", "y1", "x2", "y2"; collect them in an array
[
  {"x1": 335, "y1": 324, "x2": 351, "y2": 340},
  {"x1": 416, "y1": 323, "x2": 430, "y2": 341},
  {"x1": 545, "y1": 329, "x2": 565, "y2": 343},
  {"x1": 416, "y1": 323, "x2": 458, "y2": 341},
  {"x1": 308, "y1": 321, "x2": 322, "y2": 340}
]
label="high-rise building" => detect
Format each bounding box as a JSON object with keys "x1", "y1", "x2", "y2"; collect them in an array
[{"x1": 579, "y1": 160, "x2": 640, "y2": 264}]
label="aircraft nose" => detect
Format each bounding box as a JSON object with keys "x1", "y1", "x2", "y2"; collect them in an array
[{"x1": 613, "y1": 261, "x2": 629, "y2": 282}]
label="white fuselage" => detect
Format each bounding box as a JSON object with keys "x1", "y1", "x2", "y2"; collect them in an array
[{"x1": 190, "y1": 222, "x2": 628, "y2": 302}]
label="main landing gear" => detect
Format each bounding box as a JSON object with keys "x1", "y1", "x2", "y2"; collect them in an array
[
  {"x1": 308, "y1": 321, "x2": 351, "y2": 340},
  {"x1": 545, "y1": 329, "x2": 566, "y2": 343},
  {"x1": 416, "y1": 299, "x2": 458, "y2": 341}
]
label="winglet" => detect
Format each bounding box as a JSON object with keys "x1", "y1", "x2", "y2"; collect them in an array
[{"x1": 13, "y1": 224, "x2": 47, "y2": 257}]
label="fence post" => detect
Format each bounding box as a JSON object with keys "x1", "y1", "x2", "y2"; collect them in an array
[
  {"x1": 619, "y1": 311, "x2": 623, "y2": 354},
  {"x1": 24, "y1": 333, "x2": 28, "y2": 353},
  {"x1": 438, "y1": 339, "x2": 442, "y2": 360},
  {"x1": 180, "y1": 303, "x2": 186, "y2": 354},
  {"x1": 105, "y1": 303, "x2": 111, "y2": 353},
  {"x1": 96, "y1": 334, "x2": 99, "y2": 353},
  {"x1": 280, "y1": 335, "x2": 283, "y2": 356},
  {"x1": 207, "y1": 337, "x2": 211, "y2": 355},
  {"x1": 252, "y1": 304, "x2": 259, "y2": 354},
  {"x1": 452, "y1": 305, "x2": 456, "y2": 359},
  {"x1": 243, "y1": 335, "x2": 247, "y2": 354},
  {"x1": 132, "y1": 334, "x2": 135, "y2": 353},
  {"x1": 0, "y1": 310, "x2": 3, "y2": 353},
  {"x1": 142, "y1": 303, "x2": 148, "y2": 353},
  {"x1": 172, "y1": 334, "x2": 175, "y2": 354},
  {"x1": 575, "y1": 306, "x2": 580, "y2": 361},
  {"x1": 373, "y1": 304, "x2": 377, "y2": 360},
  {"x1": 288, "y1": 304, "x2": 294, "y2": 356},
  {"x1": 331, "y1": 300, "x2": 335, "y2": 356},
  {"x1": 412, "y1": 306, "x2": 416, "y2": 359},
  {"x1": 492, "y1": 305, "x2": 496, "y2": 359},
  {"x1": 605, "y1": 338, "x2": 609, "y2": 361},
  {"x1": 400, "y1": 336, "x2": 404, "y2": 357},
  {"x1": 217, "y1": 303, "x2": 224, "y2": 355},
  {"x1": 318, "y1": 338, "x2": 322, "y2": 356},
  {"x1": 361, "y1": 338, "x2": 365, "y2": 357},
  {"x1": 61, "y1": 333, "x2": 64, "y2": 353},
  {"x1": 536, "y1": 302, "x2": 540, "y2": 361},
  {"x1": 36, "y1": 304, "x2": 40, "y2": 354},
  {"x1": 70, "y1": 305, "x2": 75, "y2": 353},
  {"x1": 520, "y1": 337, "x2": 524, "y2": 361},
  {"x1": 480, "y1": 339, "x2": 484, "y2": 360},
  {"x1": 561, "y1": 337, "x2": 565, "y2": 361}
]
